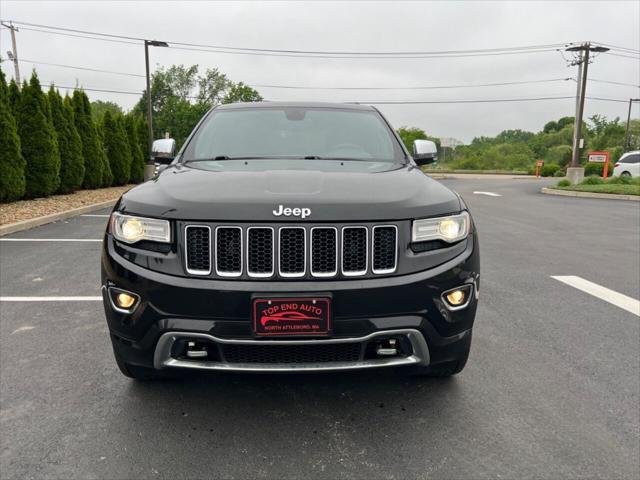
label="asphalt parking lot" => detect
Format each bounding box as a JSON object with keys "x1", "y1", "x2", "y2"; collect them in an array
[{"x1": 1, "y1": 176, "x2": 639, "y2": 479}]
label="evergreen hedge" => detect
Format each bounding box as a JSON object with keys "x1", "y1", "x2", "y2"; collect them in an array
[
  {"x1": 0, "y1": 71, "x2": 26, "y2": 202},
  {"x1": 101, "y1": 111, "x2": 132, "y2": 185},
  {"x1": 18, "y1": 73, "x2": 60, "y2": 198},
  {"x1": 49, "y1": 87, "x2": 85, "y2": 193},
  {"x1": 72, "y1": 90, "x2": 103, "y2": 188},
  {"x1": 125, "y1": 114, "x2": 145, "y2": 183},
  {"x1": 7, "y1": 79, "x2": 20, "y2": 117}
]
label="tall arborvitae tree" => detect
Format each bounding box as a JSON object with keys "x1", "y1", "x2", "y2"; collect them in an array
[
  {"x1": 7, "y1": 79, "x2": 20, "y2": 117},
  {"x1": 125, "y1": 113, "x2": 145, "y2": 183},
  {"x1": 18, "y1": 73, "x2": 60, "y2": 198},
  {"x1": 48, "y1": 87, "x2": 85, "y2": 193},
  {"x1": 72, "y1": 89, "x2": 103, "y2": 188},
  {"x1": 86, "y1": 93, "x2": 113, "y2": 187},
  {"x1": 0, "y1": 71, "x2": 26, "y2": 202},
  {"x1": 136, "y1": 114, "x2": 149, "y2": 163},
  {"x1": 101, "y1": 111, "x2": 132, "y2": 185}
]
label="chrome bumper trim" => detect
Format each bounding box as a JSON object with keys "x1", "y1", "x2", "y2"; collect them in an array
[{"x1": 153, "y1": 329, "x2": 430, "y2": 372}]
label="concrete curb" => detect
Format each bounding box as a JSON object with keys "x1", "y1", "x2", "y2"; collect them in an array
[
  {"x1": 0, "y1": 200, "x2": 116, "y2": 236},
  {"x1": 541, "y1": 187, "x2": 640, "y2": 201}
]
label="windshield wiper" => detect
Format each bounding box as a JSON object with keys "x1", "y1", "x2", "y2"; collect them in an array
[{"x1": 184, "y1": 156, "x2": 273, "y2": 163}]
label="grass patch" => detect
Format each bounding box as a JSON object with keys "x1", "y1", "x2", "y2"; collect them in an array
[
  {"x1": 555, "y1": 184, "x2": 640, "y2": 195},
  {"x1": 424, "y1": 168, "x2": 529, "y2": 175}
]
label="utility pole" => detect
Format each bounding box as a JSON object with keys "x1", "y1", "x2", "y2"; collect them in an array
[
  {"x1": 143, "y1": 39, "x2": 169, "y2": 181},
  {"x1": 1, "y1": 21, "x2": 20, "y2": 85},
  {"x1": 564, "y1": 42, "x2": 610, "y2": 183},
  {"x1": 624, "y1": 98, "x2": 639, "y2": 151}
]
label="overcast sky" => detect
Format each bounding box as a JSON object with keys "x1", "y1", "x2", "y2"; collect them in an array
[{"x1": 1, "y1": 0, "x2": 638, "y2": 142}]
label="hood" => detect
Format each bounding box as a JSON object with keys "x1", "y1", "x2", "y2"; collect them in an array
[{"x1": 118, "y1": 164, "x2": 461, "y2": 222}]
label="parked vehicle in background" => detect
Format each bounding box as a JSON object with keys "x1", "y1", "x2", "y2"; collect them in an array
[{"x1": 613, "y1": 151, "x2": 640, "y2": 177}]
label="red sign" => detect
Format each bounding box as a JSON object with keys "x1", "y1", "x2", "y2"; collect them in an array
[
  {"x1": 253, "y1": 298, "x2": 331, "y2": 336},
  {"x1": 588, "y1": 151, "x2": 610, "y2": 178}
]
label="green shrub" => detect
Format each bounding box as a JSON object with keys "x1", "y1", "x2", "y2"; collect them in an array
[
  {"x1": 125, "y1": 113, "x2": 145, "y2": 183},
  {"x1": 582, "y1": 176, "x2": 604, "y2": 185},
  {"x1": 583, "y1": 162, "x2": 613, "y2": 177},
  {"x1": 0, "y1": 71, "x2": 26, "y2": 202},
  {"x1": 540, "y1": 163, "x2": 560, "y2": 177},
  {"x1": 72, "y1": 90, "x2": 103, "y2": 188},
  {"x1": 101, "y1": 111, "x2": 132, "y2": 185},
  {"x1": 49, "y1": 88, "x2": 85, "y2": 193},
  {"x1": 557, "y1": 179, "x2": 571, "y2": 187},
  {"x1": 7, "y1": 79, "x2": 20, "y2": 117},
  {"x1": 18, "y1": 73, "x2": 60, "y2": 198},
  {"x1": 607, "y1": 175, "x2": 633, "y2": 185},
  {"x1": 553, "y1": 169, "x2": 565, "y2": 177}
]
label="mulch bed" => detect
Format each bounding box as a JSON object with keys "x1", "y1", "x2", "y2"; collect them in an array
[{"x1": 0, "y1": 185, "x2": 135, "y2": 225}]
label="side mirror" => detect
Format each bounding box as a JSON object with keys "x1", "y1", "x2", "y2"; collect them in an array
[
  {"x1": 412, "y1": 139, "x2": 438, "y2": 166},
  {"x1": 151, "y1": 138, "x2": 176, "y2": 165}
]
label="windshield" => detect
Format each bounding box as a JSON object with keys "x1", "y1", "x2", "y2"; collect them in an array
[{"x1": 181, "y1": 106, "x2": 406, "y2": 163}]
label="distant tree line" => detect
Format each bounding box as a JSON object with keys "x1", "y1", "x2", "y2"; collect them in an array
[
  {"x1": 0, "y1": 65, "x2": 262, "y2": 203},
  {"x1": 398, "y1": 116, "x2": 640, "y2": 176}
]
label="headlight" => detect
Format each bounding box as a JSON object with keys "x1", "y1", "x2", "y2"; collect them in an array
[
  {"x1": 411, "y1": 211, "x2": 470, "y2": 244},
  {"x1": 110, "y1": 212, "x2": 171, "y2": 244}
]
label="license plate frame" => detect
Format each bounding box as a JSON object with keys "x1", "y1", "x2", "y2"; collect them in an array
[{"x1": 252, "y1": 297, "x2": 332, "y2": 337}]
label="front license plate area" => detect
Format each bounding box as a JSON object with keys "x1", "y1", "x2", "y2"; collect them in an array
[{"x1": 253, "y1": 297, "x2": 331, "y2": 337}]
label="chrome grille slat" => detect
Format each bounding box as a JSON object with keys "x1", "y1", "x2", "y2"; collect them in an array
[
  {"x1": 185, "y1": 225, "x2": 211, "y2": 275},
  {"x1": 278, "y1": 227, "x2": 306, "y2": 277},
  {"x1": 341, "y1": 226, "x2": 368, "y2": 276},
  {"x1": 185, "y1": 224, "x2": 397, "y2": 279},
  {"x1": 215, "y1": 226, "x2": 242, "y2": 277},
  {"x1": 247, "y1": 227, "x2": 274, "y2": 277},
  {"x1": 310, "y1": 227, "x2": 338, "y2": 277},
  {"x1": 372, "y1": 225, "x2": 398, "y2": 274}
]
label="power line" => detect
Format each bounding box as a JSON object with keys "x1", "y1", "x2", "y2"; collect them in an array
[
  {"x1": 596, "y1": 42, "x2": 640, "y2": 54},
  {"x1": 1, "y1": 19, "x2": 567, "y2": 59},
  {"x1": 9, "y1": 25, "x2": 141, "y2": 46},
  {"x1": 19, "y1": 58, "x2": 145, "y2": 78},
  {"x1": 589, "y1": 78, "x2": 640, "y2": 88},
  {"x1": 18, "y1": 57, "x2": 639, "y2": 90},
  {"x1": 603, "y1": 51, "x2": 640, "y2": 60},
  {"x1": 17, "y1": 59, "x2": 576, "y2": 89},
  {"x1": 39, "y1": 83, "x2": 631, "y2": 104}
]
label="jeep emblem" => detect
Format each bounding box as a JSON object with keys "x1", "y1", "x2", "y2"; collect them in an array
[{"x1": 272, "y1": 205, "x2": 311, "y2": 219}]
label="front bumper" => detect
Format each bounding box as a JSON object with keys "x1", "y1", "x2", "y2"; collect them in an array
[{"x1": 102, "y1": 233, "x2": 479, "y2": 373}]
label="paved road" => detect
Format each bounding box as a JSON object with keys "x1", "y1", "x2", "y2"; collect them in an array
[{"x1": 1, "y1": 177, "x2": 639, "y2": 479}]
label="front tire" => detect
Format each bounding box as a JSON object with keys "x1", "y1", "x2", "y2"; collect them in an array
[{"x1": 621, "y1": 171, "x2": 632, "y2": 177}]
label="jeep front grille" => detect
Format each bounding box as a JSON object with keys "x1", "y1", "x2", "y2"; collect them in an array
[
  {"x1": 184, "y1": 223, "x2": 398, "y2": 279},
  {"x1": 185, "y1": 226, "x2": 211, "y2": 275}
]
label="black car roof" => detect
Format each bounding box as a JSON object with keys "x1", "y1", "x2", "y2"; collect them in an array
[{"x1": 215, "y1": 101, "x2": 376, "y2": 111}]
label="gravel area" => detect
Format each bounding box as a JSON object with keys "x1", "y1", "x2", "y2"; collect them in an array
[{"x1": 0, "y1": 185, "x2": 134, "y2": 225}]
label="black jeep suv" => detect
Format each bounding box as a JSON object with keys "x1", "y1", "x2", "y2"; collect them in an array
[{"x1": 101, "y1": 102, "x2": 479, "y2": 380}]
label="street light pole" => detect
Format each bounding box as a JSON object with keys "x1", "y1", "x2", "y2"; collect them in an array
[{"x1": 143, "y1": 39, "x2": 169, "y2": 181}]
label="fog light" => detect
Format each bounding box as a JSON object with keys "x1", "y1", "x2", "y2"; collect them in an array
[
  {"x1": 116, "y1": 293, "x2": 136, "y2": 309},
  {"x1": 446, "y1": 289, "x2": 466, "y2": 306},
  {"x1": 107, "y1": 287, "x2": 140, "y2": 313},
  {"x1": 441, "y1": 285, "x2": 473, "y2": 310}
]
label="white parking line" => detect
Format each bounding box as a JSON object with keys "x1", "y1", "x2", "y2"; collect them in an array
[
  {"x1": 473, "y1": 191, "x2": 502, "y2": 197},
  {"x1": 0, "y1": 238, "x2": 102, "y2": 242},
  {"x1": 0, "y1": 296, "x2": 102, "y2": 302},
  {"x1": 11, "y1": 326, "x2": 36, "y2": 334},
  {"x1": 81, "y1": 214, "x2": 110, "y2": 218},
  {"x1": 551, "y1": 275, "x2": 640, "y2": 317}
]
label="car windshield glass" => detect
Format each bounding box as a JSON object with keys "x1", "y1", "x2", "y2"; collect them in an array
[{"x1": 181, "y1": 107, "x2": 405, "y2": 163}]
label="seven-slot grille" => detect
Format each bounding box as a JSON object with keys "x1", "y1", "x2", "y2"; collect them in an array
[{"x1": 185, "y1": 224, "x2": 398, "y2": 279}]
